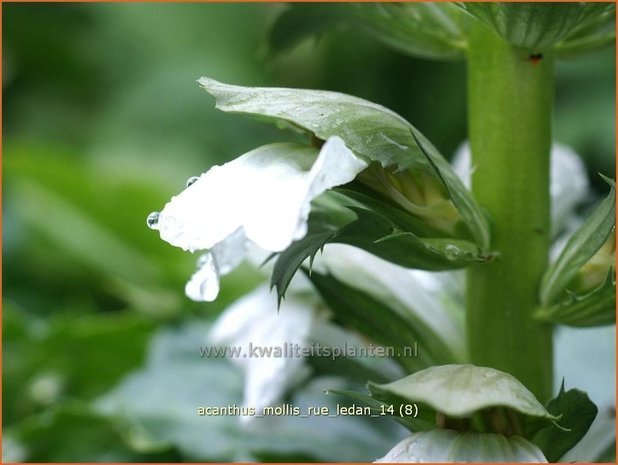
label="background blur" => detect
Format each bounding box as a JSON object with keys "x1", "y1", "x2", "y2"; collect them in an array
[{"x1": 3, "y1": 3, "x2": 616, "y2": 462}]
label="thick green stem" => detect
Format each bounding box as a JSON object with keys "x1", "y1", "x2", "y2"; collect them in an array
[{"x1": 466, "y1": 24, "x2": 553, "y2": 401}]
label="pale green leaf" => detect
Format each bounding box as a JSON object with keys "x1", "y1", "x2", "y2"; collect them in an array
[
  {"x1": 369, "y1": 364, "x2": 557, "y2": 420},
  {"x1": 375, "y1": 430, "x2": 547, "y2": 462}
]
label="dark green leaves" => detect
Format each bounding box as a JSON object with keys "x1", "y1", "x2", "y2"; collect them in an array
[
  {"x1": 540, "y1": 179, "x2": 615, "y2": 305},
  {"x1": 269, "y1": 3, "x2": 466, "y2": 61},
  {"x1": 458, "y1": 3, "x2": 614, "y2": 51},
  {"x1": 530, "y1": 383, "x2": 598, "y2": 462},
  {"x1": 555, "y1": 6, "x2": 616, "y2": 57},
  {"x1": 335, "y1": 208, "x2": 487, "y2": 270},
  {"x1": 307, "y1": 270, "x2": 455, "y2": 372},
  {"x1": 270, "y1": 201, "x2": 489, "y2": 304}
]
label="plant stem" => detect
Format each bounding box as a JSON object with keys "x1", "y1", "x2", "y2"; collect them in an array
[{"x1": 466, "y1": 24, "x2": 554, "y2": 401}]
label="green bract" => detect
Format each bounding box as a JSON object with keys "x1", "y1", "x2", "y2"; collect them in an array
[
  {"x1": 368, "y1": 364, "x2": 557, "y2": 420},
  {"x1": 458, "y1": 3, "x2": 614, "y2": 51},
  {"x1": 536, "y1": 271, "x2": 616, "y2": 327},
  {"x1": 540, "y1": 178, "x2": 616, "y2": 305}
]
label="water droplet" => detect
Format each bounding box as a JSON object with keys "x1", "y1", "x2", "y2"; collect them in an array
[
  {"x1": 186, "y1": 176, "x2": 199, "y2": 188},
  {"x1": 146, "y1": 211, "x2": 160, "y2": 230},
  {"x1": 444, "y1": 245, "x2": 460, "y2": 260}
]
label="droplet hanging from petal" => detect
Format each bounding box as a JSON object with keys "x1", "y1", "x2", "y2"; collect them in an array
[
  {"x1": 186, "y1": 176, "x2": 200, "y2": 188},
  {"x1": 146, "y1": 211, "x2": 160, "y2": 230}
]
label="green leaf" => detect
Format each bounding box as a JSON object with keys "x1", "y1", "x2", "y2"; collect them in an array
[
  {"x1": 458, "y1": 2, "x2": 613, "y2": 51},
  {"x1": 199, "y1": 76, "x2": 428, "y2": 171},
  {"x1": 269, "y1": 177, "x2": 489, "y2": 305},
  {"x1": 270, "y1": 4, "x2": 466, "y2": 61},
  {"x1": 335, "y1": 208, "x2": 488, "y2": 270},
  {"x1": 198, "y1": 77, "x2": 490, "y2": 247},
  {"x1": 541, "y1": 179, "x2": 616, "y2": 305},
  {"x1": 368, "y1": 364, "x2": 557, "y2": 420},
  {"x1": 536, "y1": 271, "x2": 616, "y2": 327},
  {"x1": 3, "y1": 303, "x2": 153, "y2": 427},
  {"x1": 270, "y1": 223, "x2": 338, "y2": 304},
  {"x1": 97, "y1": 321, "x2": 403, "y2": 461},
  {"x1": 307, "y1": 270, "x2": 456, "y2": 371},
  {"x1": 7, "y1": 403, "x2": 178, "y2": 462},
  {"x1": 530, "y1": 383, "x2": 598, "y2": 462},
  {"x1": 555, "y1": 6, "x2": 616, "y2": 57},
  {"x1": 307, "y1": 321, "x2": 403, "y2": 385},
  {"x1": 3, "y1": 144, "x2": 193, "y2": 316},
  {"x1": 375, "y1": 430, "x2": 548, "y2": 462},
  {"x1": 344, "y1": 3, "x2": 466, "y2": 61},
  {"x1": 268, "y1": 4, "x2": 347, "y2": 55}
]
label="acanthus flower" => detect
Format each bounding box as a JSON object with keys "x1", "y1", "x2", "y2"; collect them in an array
[{"x1": 148, "y1": 136, "x2": 367, "y2": 301}]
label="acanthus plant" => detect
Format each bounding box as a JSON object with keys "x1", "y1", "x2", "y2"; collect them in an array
[{"x1": 147, "y1": 3, "x2": 616, "y2": 462}]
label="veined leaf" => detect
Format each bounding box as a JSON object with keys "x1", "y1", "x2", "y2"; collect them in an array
[
  {"x1": 529, "y1": 383, "x2": 598, "y2": 462},
  {"x1": 541, "y1": 179, "x2": 616, "y2": 305},
  {"x1": 555, "y1": 6, "x2": 616, "y2": 57},
  {"x1": 368, "y1": 364, "x2": 557, "y2": 420},
  {"x1": 345, "y1": 3, "x2": 466, "y2": 61},
  {"x1": 199, "y1": 76, "x2": 429, "y2": 171},
  {"x1": 271, "y1": 197, "x2": 488, "y2": 303},
  {"x1": 198, "y1": 77, "x2": 490, "y2": 248},
  {"x1": 269, "y1": 3, "x2": 466, "y2": 61},
  {"x1": 458, "y1": 3, "x2": 613, "y2": 51},
  {"x1": 268, "y1": 4, "x2": 347, "y2": 56},
  {"x1": 335, "y1": 208, "x2": 488, "y2": 270},
  {"x1": 536, "y1": 272, "x2": 616, "y2": 327}
]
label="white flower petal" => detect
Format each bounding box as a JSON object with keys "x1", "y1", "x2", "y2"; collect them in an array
[
  {"x1": 375, "y1": 430, "x2": 547, "y2": 463},
  {"x1": 184, "y1": 229, "x2": 248, "y2": 302},
  {"x1": 452, "y1": 141, "x2": 589, "y2": 235},
  {"x1": 155, "y1": 137, "x2": 366, "y2": 254},
  {"x1": 208, "y1": 285, "x2": 321, "y2": 421},
  {"x1": 185, "y1": 253, "x2": 219, "y2": 302}
]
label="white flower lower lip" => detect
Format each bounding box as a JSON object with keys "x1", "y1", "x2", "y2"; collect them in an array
[{"x1": 148, "y1": 136, "x2": 367, "y2": 301}]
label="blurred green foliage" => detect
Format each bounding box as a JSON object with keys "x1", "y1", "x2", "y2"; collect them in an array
[{"x1": 3, "y1": 3, "x2": 615, "y2": 462}]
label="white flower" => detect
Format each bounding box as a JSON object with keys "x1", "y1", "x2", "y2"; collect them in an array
[
  {"x1": 453, "y1": 142, "x2": 589, "y2": 235},
  {"x1": 208, "y1": 283, "x2": 325, "y2": 423},
  {"x1": 148, "y1": 136, "x2": 367, "y2": 301},
  {"x1": 375, "y1": 430, "x2": 547, "y2": 462}
]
